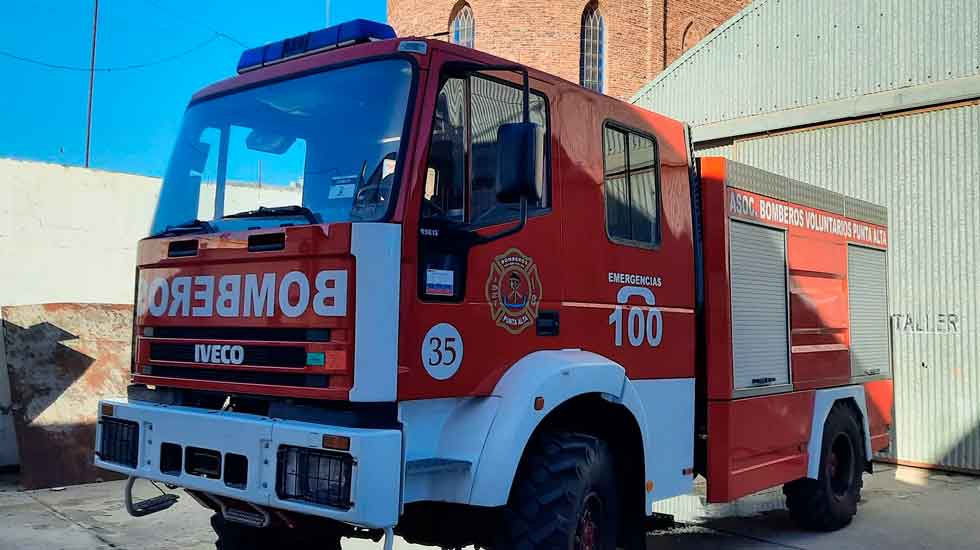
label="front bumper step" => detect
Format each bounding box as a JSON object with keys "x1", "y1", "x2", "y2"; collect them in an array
[{"x1": 124, "y1": 477, "x2": 179, "y2": 517}]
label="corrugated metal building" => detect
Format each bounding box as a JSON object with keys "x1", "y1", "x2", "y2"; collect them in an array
[{"x1": 633, "y1": 0, "x2": 980, "y2": 473}]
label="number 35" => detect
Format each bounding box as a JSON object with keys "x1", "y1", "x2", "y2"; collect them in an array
[
  {"x1": 421, "y1": 323, "x2": 464, "y2": 380},
  {"x1": 427, "y1": 336, "x2": 458, "y2": 366}
]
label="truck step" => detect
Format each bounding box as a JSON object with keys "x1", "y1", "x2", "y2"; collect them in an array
[
  {"x1": 223, "y1": 507, "x2": 268, "y2": 528},
  {"x1": 405, "y1": 458, "x2": 472, "y2": 475},
  {"x1": 124, "y1": 477, "x2": 180, "y2": 518},
  {"x1": 129, "y1": 493, "x2": 179, "y2": 517}
]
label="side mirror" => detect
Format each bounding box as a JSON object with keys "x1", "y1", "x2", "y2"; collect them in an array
[
  {"x1": 496, "y1": 122, "x2": 544, "y2": 204},
  {"x1": 186, "y1": 140, "x2": 211, "y2": 175}
]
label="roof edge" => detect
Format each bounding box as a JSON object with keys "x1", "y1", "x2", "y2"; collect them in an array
[
  {"x1": 629, "y1": 0, "x2": 770, "y2": 105},
  {"x1": 690, "y1": 72, "x2": 980, "y2": 142}
]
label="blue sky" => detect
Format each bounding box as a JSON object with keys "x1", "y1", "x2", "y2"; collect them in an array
[{"x1": 0, "y1": 0, "x2": 386, "y2": 177}]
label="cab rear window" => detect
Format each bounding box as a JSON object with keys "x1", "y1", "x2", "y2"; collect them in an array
[{"x1": 603, "y1": 124, "x2": 661, "y2": 247}]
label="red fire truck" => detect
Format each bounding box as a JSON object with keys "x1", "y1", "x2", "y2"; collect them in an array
[{"x1": 94, "y1": 19, "x2": 893, "y2": 550}]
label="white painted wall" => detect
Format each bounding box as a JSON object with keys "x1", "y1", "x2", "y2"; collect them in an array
[{"x1": 0, "y1": 158, "x2": 301, "y2": 466}]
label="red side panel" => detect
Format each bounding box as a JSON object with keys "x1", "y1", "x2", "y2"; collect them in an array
[
  {"x1": 706, "y1": 391, "x2": 814, "y2": 503},
  {"x1": 787, "y1": 233, "x2": 851, "y2": 389},
  {"x1": 865, "y1": 379, "x2": 894, "y2": 453},
  {"x1": 698, "y1": 158, "x2": 735, "y2": 400}
]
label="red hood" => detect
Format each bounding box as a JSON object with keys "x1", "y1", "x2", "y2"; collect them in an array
[{"x1": 131, "y1": 224, "x2": 355, "y2": 400}]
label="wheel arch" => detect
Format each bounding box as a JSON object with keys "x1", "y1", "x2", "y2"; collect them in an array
[
  {"x1": 807, "y1": 386, "x2": 873, "y2": 479},
  {"x1": 468, "y1": 350, "x2": 651, "y2": 508}
]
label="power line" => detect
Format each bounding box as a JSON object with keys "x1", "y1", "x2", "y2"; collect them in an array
[
  {"x1": 0, "y1": 34, "x2": 220, "y2": 72},
  {"x1": 140, "y1": 0, "x2": 250, "y2": 48}
]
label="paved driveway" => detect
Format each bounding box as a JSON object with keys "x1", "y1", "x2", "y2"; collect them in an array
[{"x1": 1, "y1": 465, "x2": 978, "y2": 549}]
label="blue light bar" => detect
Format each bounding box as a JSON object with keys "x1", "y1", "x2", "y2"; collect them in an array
[{"x1": 237, "y1": 19, "x2": 397, "y2": 73}]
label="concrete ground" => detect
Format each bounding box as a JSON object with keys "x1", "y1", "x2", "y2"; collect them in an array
[{"x1": 1, "y1": 465, "x2": 978, "y2": 549}]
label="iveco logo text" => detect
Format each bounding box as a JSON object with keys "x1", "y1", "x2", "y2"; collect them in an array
[
  {"x1": 138, "y1": 271, "x2": 347, "y2": 319},
  {"x1": 195, "y1": 344, "x2": 245, "y2": 365}
]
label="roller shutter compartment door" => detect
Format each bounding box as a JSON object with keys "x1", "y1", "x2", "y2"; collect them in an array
[
  {"x1": 847, "y1": 245, "x2": 890, "y2": 378},
  {"x1": 730, "y1": 221, "x2": 790, "y2": 391}
]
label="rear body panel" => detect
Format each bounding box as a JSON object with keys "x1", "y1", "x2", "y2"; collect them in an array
[{"x1": 698, "y1": 157, "x2": 893, "y2": 502}]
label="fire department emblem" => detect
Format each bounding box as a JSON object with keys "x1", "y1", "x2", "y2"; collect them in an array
[{"x1": 485, "y1": 248, "x2": 542, "y2": 335}]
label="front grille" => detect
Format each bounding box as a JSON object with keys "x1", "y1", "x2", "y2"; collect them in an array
[
  {"x1": 98, "y1": 417, "x2": 139, "y2": 468},
  {"x1": 144, "y1": 365, "x2": 328, "y2": 388},
  {"x1": 276, "y1": 446, "x2": 353, "y2": 509},
  {"x1": 149, "y1": 343, "x2": 307, "y2": 368},
  {"x1": 148, "y1": 326, "x2": 330, "y2": 342}
]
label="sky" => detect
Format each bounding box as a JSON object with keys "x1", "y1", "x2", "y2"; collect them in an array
[{"x1": 0, "y1": 0, "x2": 386, "y2": 178}]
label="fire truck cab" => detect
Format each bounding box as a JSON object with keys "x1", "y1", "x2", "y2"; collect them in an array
[{"x1": 94, "y1": 20, "x2": 893, "y2": 550}]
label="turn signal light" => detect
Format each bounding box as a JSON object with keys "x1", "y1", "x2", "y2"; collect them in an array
[
  {"x1": 101, "y1": 403, "x2": 115, "y2": 417},
  {"x1": 322, "y1": 434, "x2": 351, "y2": 452}
]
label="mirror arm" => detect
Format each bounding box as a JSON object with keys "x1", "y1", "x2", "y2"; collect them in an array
[
  {"x1": 522, "y1": 70, "x2": 531, "y2": 124},
  {"x1": 472, "y1": 197, "x2": 528, "y2": 246}
]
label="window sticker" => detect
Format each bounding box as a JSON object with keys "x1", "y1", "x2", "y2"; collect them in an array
[
  {"x1": 425, "y1": 268, "x2": 455, "y2": 296},
  {"x1": 328, "y1": 176, "x2": 358, "y2": 199}
]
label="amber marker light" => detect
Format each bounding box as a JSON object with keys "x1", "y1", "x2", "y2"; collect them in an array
[{"x1": 322, "y1": 434, "x2": 351, "y2": 452}]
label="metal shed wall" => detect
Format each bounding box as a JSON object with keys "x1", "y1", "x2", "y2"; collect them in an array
[
  {"x1": 633, "y1": 0, "x2": 980, "y2": 130},
  {"x1": 633, "y1": 1, "x2": 980, "y2": 472}
]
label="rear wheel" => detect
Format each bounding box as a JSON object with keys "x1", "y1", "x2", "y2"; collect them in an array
[
  {"x1": 496, "y1": 431, "x2": 619, "y2": 550},
  {"x1": 784, "y1": 402, "x2": 864, "y2": 531},
  {"x1": 211, "y1": 514, "x2": 343, "y2": 550}
]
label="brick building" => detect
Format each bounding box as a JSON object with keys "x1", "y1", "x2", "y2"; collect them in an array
[{"x1": 387, "y1": 0, "x2": 750, "y2": 100}]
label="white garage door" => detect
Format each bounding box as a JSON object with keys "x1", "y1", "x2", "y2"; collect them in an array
[
  {"x1": 848, "y1": 245, "x2": 890, "y2": 378},
  {"x1": 730, "y1": 220, "x2": 790, "y2": 391}
]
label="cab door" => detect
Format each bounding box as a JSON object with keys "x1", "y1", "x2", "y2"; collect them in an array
[
  {"x1": 398, "y1": 53, "x2": 561, "y2": 399},
  {"x1": 556, "y1": 96, "x2": 696, "y2": 382}
]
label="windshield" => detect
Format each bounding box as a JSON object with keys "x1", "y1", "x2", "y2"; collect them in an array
[{"x1": 151, "y1": 58, "x2": 414, "y2": 235}]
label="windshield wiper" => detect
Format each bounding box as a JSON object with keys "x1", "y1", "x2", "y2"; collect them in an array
[
  {"x1": 151, "y1": 219, "x2": 216, "y2": 238},
  {"x1": 224, "y1": 205, "x2": 320, "y2": 225}
]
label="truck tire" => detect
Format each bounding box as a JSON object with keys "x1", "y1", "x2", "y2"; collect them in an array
[
  {"x1": 211, "y1": 514, "x2": 342, "y2": 550},
  {"x1": 497, "y1": 431, "x2": 619, "y2": 550},
  {"x1": 783, "y1": 402, "x2": 864, "y2": 531}
]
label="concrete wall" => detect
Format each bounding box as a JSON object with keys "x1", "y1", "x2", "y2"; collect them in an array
[
  {"x1": 0, "y1": 158, "x2": 300, "y2": 467},
  {"x1": 0, "y1": 159, "x2": 161, "y2": 308},
  {"x1": 0, "y1": 159, "x2": 159, "y2": 467}
]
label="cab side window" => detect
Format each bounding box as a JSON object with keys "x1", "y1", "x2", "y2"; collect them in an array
[
  {"x1": 424, "y1": 77, "x2": 467, "y2": 223},
  {"x1": 424, "y1": 74, "x2": 550, "y2": 226},
  {"x1": 603, "y1": 125, "x2": 660, "y2": 246}
]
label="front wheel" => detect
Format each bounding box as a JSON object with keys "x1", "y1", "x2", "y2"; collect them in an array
[
  {"x1": 496, "y1": 431, "x2": 619, "y2": 550},
  {"x1": 783, "y1": 402, "x2": 864, "y2": 531}
]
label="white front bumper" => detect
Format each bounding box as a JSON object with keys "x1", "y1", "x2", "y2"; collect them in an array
[{"x1": 94, "y1": 398, "x2": 402, "y2": 529}]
